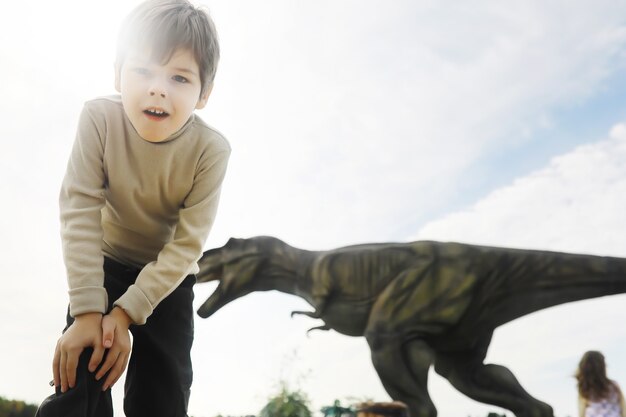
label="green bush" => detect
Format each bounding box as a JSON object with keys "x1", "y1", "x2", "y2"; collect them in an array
[
  {"x1": 259, "y1": 384, "x2": 311, "y2": 417},
  {"x1": 0, "y1": 396, "x2": 38, "y2": 417}
]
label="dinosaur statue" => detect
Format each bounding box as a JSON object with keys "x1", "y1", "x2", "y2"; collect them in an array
[{"x1": 195, "y1": 236, "x2": 626, "y2": 417}]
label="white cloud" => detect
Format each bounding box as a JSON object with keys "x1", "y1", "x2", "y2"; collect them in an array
[{"x1": 413, "y1": 125, "x2": 626, "y2": 256}]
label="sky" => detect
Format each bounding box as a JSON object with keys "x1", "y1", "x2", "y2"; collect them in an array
[{"x1": 1, "y1": 1, "x2": 626, "y2": 417}]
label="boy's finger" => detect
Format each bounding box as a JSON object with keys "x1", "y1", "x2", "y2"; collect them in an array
[
  {"x1": 102, "y1": 353, "x2": 128, "y2": 391},
  {"x1": 102, "y1": 365, "x2": 118, "y2": 390},
  {"x1": 101, "y1": 316, "x2": 116, "y2": 349},
  {"x1": 65, "y1": 350, "x2": 80, "y2": 389},
  {"x1": 59, "y1": 351, "x2": 68, "y2": 393},
  {"x1": 52, "y1": 345, "x2": 61, "y2": 387},
  {"x1": 95, "y1": 350, "x2": 119, "y2": 381},
  {"x1": 89, "y1": 344, "x2": 105, "y2": 373}
]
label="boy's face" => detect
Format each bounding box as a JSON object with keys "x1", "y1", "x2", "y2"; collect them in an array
[{"x1": 115, "y1": 48, "x2": 211, "y2": 142}]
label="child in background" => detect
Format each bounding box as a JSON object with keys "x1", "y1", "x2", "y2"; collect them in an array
[
  {"x1": 36, "y1": 1, "x2": 230, "y2": 416},
  {"x1": 576, "y1": 351, "x2": 626, "y2": 417}
]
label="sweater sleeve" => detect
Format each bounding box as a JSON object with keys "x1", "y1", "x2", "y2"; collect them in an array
[
  {"x1": 59, "y1": 104, "x2": 108, "y2": 317},
  {"x1": 114, "y1": 146, "x2": 230, "y2": 324}
]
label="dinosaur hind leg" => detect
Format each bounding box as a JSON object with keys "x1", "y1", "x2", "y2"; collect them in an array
[
  {"x1": 433, "y1": 337, "x2": 553, "y2": 417},
  {"x1": 367, "y1": 336, "x2": 436, "y2": 417}
]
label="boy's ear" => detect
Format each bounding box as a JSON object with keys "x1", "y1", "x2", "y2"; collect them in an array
[
  {"x1": 114, "y1": 62, "x2": 122, "y2": 93},
  {"x1": 196, "y1": 83, "x2": 214, "y2": 109}
]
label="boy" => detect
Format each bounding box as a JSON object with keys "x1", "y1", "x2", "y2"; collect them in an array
[{"x1": 36, "y1": 1, "x2": 229, "y2": 416}]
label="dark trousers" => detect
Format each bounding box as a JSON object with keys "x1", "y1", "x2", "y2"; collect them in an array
[{"x1": 36, "y1": 257, "x2": 196, "y2": 417}]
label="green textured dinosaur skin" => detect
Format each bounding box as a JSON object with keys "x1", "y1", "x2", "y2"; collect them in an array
[{"x1": 196, "y1": 236, "x2": 626, "y2": 417}]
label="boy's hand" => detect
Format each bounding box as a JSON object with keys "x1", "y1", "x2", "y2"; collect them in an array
[
  {"x1": 97, "y1": 306, "x2": 133, "y2": 391},
  {"x1": 53, "y1": 312, "x2": 104, "y2": 393}
]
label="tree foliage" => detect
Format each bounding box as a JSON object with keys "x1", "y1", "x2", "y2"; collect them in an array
[
  {"x1": 0, "y1": 396, "x2": 38, "y2": 417},
  {"x1": 259, "y1": 384, "x2": 312, "y2": 417}
]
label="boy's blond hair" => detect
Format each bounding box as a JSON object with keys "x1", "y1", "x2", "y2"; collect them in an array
[{"x1": 116, "y1": 0, "x2": 220, "y2": 96}]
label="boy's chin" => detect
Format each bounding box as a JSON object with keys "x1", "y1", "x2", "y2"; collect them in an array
[
  {"x1": 135, "y1": 126, "x2": 171, "y2": 142},
  {"x1": 134, "y1": 122, "x2": 178, "y2": 142},
  {"x1": 139, "y1": 132, "x2": 170, "y2": 142}
]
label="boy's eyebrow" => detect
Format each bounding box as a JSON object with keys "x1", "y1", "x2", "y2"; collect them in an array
[{"x1": 173, "y1": 67, "x2": 198, "y2": 77}]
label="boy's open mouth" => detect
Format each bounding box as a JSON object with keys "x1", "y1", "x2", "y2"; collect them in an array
[{"x1": 143, "y1": 108, "x2": 170, "y2": 119}]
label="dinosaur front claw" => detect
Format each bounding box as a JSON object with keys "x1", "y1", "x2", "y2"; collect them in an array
[
  {"x1": 290, "y1": 310, "x2": 320, "y2": 319},
  {"x1": 306, "y1": 325, "x2": 331, "y2": 336}
]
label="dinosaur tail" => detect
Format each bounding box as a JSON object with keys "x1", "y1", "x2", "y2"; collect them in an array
[{"x1": 466, "y1": 246, "x2": 626, "y2": 329}]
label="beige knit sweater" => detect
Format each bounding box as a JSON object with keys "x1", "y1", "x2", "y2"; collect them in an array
[{"x1": 60, "y1": 95, "x2": 230, "y2": 324}]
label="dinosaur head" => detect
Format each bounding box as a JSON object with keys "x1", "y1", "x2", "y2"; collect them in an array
[{"x1": 196, "y1": 236, "x2": 284, "y2": 318}]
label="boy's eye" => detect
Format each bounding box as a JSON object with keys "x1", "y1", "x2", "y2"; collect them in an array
[{"x1": 173, "y1": 75, "x2": 189, "y2": 83}]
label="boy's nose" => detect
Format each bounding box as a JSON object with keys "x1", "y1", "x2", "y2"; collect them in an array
[
  {"x1": 149, "y1": 89, "x2": 166, "y2": 98},
  {"x1": 148, "y1": 81, "x2": 167, "y2": 98}
]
